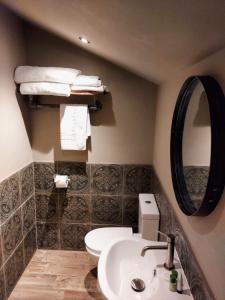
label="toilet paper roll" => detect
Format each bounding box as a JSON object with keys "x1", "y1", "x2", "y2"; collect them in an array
[{"x1": 54, "y1": 175, "x2": 70, "y2": 188}]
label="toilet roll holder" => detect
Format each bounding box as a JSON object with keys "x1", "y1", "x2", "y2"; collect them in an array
[{"x1": 54, "y1": 174, "x2": 70, "y2": 188}]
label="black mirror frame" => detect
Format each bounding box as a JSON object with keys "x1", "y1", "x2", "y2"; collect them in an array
[{"x1": 170, "y1": 76, "x2": 225, "y2": 216}]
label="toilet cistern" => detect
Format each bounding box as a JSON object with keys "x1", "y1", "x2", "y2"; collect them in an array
[
  {"x1": 84, "y1": 193, "x2": 160, "y2": 266},
  {"x1": 141, "y1": 230, "x2": 176, "y2": 270}
]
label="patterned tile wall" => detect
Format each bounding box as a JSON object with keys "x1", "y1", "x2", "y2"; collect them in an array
[
  {"x1": 183, "y1": 166, "x2": 209, "y2": 208},
  {"x1": 34, "y1": 162, "x2": 152, "y2": 251},
  {"x1": 0, "y1": 160, "x2": 212, "y2": 300},
  {"x1": 0, "y1": 163, "x2": 37, "y2": 300},
  {"x1": 152, "y1": 168, "x2": 214, "y2": 300}
]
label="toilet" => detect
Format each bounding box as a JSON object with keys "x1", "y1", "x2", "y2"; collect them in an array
[{"x1": 84, "y1": 193, "x2": 159, "y2": 265}]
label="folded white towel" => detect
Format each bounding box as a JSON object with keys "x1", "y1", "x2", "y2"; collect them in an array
[
  {"x1": 60, "y1": 104, "x2": 91, "y2": 150},
  {"x1": 71, "y1": 85, "x2": 105, "y2": 93},
  {"x1": 15, "y1": 66, "x2": 81, "y2": 84},
  {"x1": 73, "y1": 75, "x2": 101, "y2": 87},
  {"x1": 20, "y1": 82, "x2": 70, "y2": 97}
]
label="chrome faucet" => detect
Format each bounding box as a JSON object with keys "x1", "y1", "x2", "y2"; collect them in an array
[{"x1": 141, "y1": 231, "x2": 176, "y2": 270}]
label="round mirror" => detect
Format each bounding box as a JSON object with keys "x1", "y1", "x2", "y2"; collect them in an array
[{"x1": 171, "y1": 76, "x2": 225, "y2": 216}]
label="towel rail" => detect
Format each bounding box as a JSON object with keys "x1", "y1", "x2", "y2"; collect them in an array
[{"x1": 26, "y1": 94, "x2": 103, "y2": 112}]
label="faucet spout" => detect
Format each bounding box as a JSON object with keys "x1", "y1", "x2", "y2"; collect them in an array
[
  {"x1": 140, "y1": 231, "x2": 176, "y2": 270},
  {"x1": 141, "y1": 245, "x2": 167, "y2": 257}
]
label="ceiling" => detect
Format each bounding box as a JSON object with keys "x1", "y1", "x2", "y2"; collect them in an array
[{"x1": 1, "y1": 0, "x2": 225, "y2": 83}]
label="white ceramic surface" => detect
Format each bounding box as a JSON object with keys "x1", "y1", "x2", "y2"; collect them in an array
[
  {"x1": 98, "y1": 237, "x2": 193, "y2": 300},
  {"x1": 85, "y1": 227, "x2": 133, "y2": 264},
  {"x1": 85, "y1": 193, "x2": 160, "y2": 263},
  {"x1": 138, "y1": 194, "x2": 160, "y2": 241}
]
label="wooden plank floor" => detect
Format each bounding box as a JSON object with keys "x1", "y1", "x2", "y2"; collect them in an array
[{"x1": 9, "y1": 250, "x2": 106, "y2": 300}]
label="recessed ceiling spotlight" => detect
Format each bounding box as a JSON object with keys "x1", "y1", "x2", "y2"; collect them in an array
[{"x1": 78, "y1": 36, "x2": 90, "y2": 44}]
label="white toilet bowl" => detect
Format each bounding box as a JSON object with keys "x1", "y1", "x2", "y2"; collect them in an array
[
  {"x1": 85, "y1": 227, "x2": 133, "y2": 265},
  {"x1": 84, "y1": 194, "x2": 160, "y2": 266}
]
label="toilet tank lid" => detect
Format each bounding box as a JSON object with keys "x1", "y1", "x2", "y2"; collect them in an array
[{"x1": 139, "y1": 194, "x2": 159, "y2": 220}]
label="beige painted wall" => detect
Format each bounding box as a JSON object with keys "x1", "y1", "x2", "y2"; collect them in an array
[
  {"x1": 25, "y1": 25, "x2": 157, "y2": 164},
  {"x1": 0, "y1": 6, "x2": 32, "y2": 181},
  {"x1": 153, "y1": 47, "x2": 225, "y2": 300}
]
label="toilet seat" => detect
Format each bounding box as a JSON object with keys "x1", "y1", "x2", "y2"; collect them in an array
[{"x1": 85, "y1": 227, "x2": 133, "y2": 258}]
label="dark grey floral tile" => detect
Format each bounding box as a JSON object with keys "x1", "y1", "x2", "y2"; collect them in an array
[
  {"x1": 91, "y1": 164, "x2": 122, "y2": 195},
  {"x1": 183, "y1": 166, "x2": 209, "y2": 210},
  {"x1": 4, "y1": 242, "x2": 24, "y2": 298},
  {"x1": 36, "y1": 193, "x2": 58, "y2": 222},
  {"x1": 60, "y1": 223, "x2": 89, "y2": 250},
  {"x1": 57, "y1": 162, "x2": 90, "y2": 194},
  {"x1": 4, "y1": 254, "x2": 16, "y2": 298},
  {"x1": 90, "y1": 224, "x2": 121, "y2": 230},
  {"x1": 22, "y1": 196, "x2": 35, "y2": 235},
  {"x1": 171, "y1": 216, "x2": 213, "y2": 300},
  {"x1": 124, "y1": 165, "x2": 152, "y2": 195},
  {"x1": 151, "y1": 169, "x2": 214, "y2": 300},
  {"x1": 0, "y1": 178, "x2": 11, "y2": 223},
  {"x1": 91, "y1": 196, "x2": 122, "y2": 225},
  {"x1": 13, "y1": 242, "x2": 24, "y2": 279},
  {"x1": 34, "y1": 163, "x2": 56, "y2": 192},
  {"x1": 20, "y1": 163, "x2": 34, "y2": 203},
  {"x1": 60, "y1": 194, "x2": 90, "y2": 223},
  {"x1": 0, "y1": 232, "x2": 3, "y2": 269},
  {"x1": 37, "y1": 222, "x2": 59, "y2": 250},
  {"x1": 188, "y1": 260, "x2": 213, "y2": 300},
  {"x1": 0, "y1": 173, "x2": 20, "y2": 224},
  {"x1": 123, "y1": 196, "x2": 138, "y2": 226},
  {"x1": 157, "y1": 197, "x2": 173, "y2": 239},
  {"x1": 0, "y1": 268, "x2": 5, "y2": 300},
  {"x1": 8, "y1": 173, "x2": 20, "y2": 212},
  {"x1": 24, "y1": 226, "x2": 36, "y2": 266},
  {"x1": 2, "y1": 209, "x2": 23, "y2": 261},
  {"x1": 175, "y1": 222, "x2": 213, "y2": 300},
  {"x1": 170, "y1": 216, "x2": 191, "y2": 275}
]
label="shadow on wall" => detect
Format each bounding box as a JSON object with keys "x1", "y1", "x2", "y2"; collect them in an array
[
  {"x1": 188, "y1": 188, "x2": 225, "y2": 235},
  {"x1": 91, "y1": 92, "x2": 115, "y2": 126},
  {"x1": 15, "y1": 89, "x2": 32, "y2": 145},
  {"x1": 18, "y1": 91, "x2": 115, "y2": 162}
]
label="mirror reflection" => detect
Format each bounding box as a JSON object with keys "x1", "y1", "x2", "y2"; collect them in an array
[{"x1": 182, "y1": 81, "x2": 211, "y2": 210}]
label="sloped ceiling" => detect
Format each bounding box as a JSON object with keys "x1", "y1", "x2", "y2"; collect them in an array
[{"x1": 1, "y1": 0, "x2": 225, "y2": 83}]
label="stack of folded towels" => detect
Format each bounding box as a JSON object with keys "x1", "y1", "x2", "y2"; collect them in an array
[
  {"x1": 14, "y1": 66, "x2": 107, "y2": 96},
  {"x1": 71, "y1": 75, "x2": 106, "y2": 93},
  {"x1": 15, "y1": 66, "x2": 81, "y2": 97}
]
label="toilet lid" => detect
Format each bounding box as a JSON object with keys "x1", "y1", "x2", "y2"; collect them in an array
[{"x1": 85, "y1": 227, "x2": 133, "y2": 255}]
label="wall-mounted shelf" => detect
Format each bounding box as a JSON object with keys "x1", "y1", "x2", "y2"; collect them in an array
[
  {"x1": 70, "y1": 91, "x2": 102, "y2": 96},
  {"x1": 23, "y1": 91, "x2": 106, "y2": 112}
]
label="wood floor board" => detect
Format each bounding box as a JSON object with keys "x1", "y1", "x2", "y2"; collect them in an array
[{"x1": 8, "y1": 250, "x2": 106, "y2": 300}]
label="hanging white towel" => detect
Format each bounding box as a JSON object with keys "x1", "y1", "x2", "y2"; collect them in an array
[
  {"x1": 15, "y1": 66, "x2": 81, "y2": 84},
  {"x1": 60, "y1": 104, "x2": 91, "y2": 150},
  {"x1": 72, "y1": 75, "x2": 101, "y2": 87},
  {"x1": 20, "y1": 82, "x2": 71, "y2": 97},
  {"x1": 71, "y1": 85, "x2": 105, "y2": 93},
  {"x1": 87, "y1": 111, "x2": 91, "y2": 137}
]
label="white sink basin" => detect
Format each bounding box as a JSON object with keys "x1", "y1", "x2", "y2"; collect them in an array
[{"x1": 98, "y1": 237, "x2": 193, "y2": 300}]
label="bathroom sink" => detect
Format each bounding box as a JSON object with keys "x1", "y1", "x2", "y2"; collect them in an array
[{"x1": 98, "y1": 237, "x2": 193, "y2": 300}]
